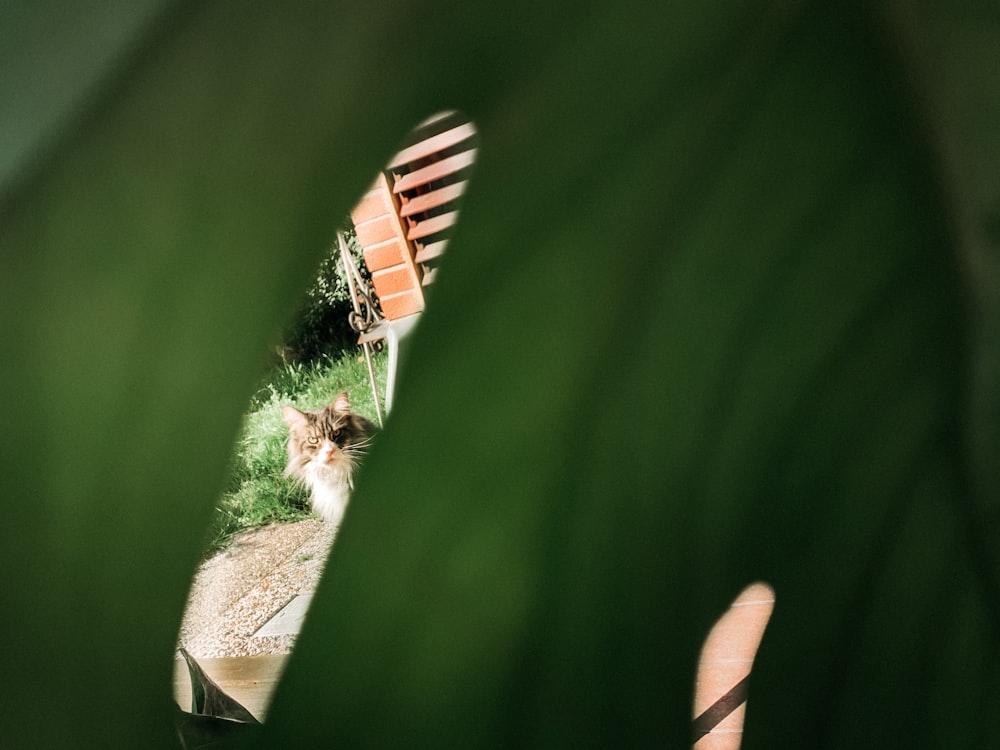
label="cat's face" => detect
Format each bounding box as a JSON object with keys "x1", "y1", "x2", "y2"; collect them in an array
[{"x1": 281, "y1": 392, "x2": 371, "y2": 479}]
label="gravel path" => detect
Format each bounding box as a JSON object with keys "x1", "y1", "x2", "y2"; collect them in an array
[{"x1": 177, "y1": 519, "x2": 336, "y2": 658}]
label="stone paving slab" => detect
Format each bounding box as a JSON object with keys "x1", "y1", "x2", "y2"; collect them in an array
[{"x1": 253, "y1": 592, "x2": 315, "y2": 638}]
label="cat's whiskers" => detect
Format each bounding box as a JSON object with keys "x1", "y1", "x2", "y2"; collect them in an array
[
  {"x1": 346, "y1": 434, "x2": 376, "y2": 449},
  {"x1": 342, "y1": 440, "x2": 374, "y2": 460}
]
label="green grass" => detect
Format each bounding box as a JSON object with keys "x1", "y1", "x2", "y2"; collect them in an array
[{"x1": 204, "y1": 348, "x2": 387, "y2": 552}]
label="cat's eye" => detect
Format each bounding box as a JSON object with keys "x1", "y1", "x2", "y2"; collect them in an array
[{"x1": 307, "y1": 436, "x2": 320, "y2": 445}]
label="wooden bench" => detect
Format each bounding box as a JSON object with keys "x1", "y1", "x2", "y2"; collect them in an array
[{"x1": 344, "y1": 111, "x2": 478, "y2": 415}]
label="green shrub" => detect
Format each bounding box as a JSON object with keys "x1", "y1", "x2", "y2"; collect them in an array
[{"x1": 278, "y1": 230, "x2": 376, "y2": 362}]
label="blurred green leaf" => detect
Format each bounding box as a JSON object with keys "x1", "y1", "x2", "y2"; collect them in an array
[{"x1": 0, "y1": 1, "x2": 998, "y2": 748}]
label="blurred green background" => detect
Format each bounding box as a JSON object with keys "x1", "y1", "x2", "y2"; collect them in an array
[{"x1": 1, "y1": 1, "x2": 998, "y2": 748}]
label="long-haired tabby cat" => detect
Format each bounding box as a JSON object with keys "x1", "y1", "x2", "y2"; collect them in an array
[{"x1": 281, "y1": 392, "x2": 374, "y2": 526}]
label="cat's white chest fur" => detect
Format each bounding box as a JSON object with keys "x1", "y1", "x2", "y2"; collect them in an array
[{"x1": 302, "y1": 461, "x2": 353, "y2": 526}]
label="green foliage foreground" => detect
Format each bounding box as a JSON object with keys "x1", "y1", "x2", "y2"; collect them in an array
[{"x1": 2, "y1": 1, "x2": 999, "y2": 748}]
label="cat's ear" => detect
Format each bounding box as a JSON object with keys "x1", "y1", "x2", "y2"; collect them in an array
[
  {"x1": 281, "y1": 405, "x2": 308, "y2": 428},
  {"x1": 331, "y1": 392, "x2": 351, "y2": 415}
]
